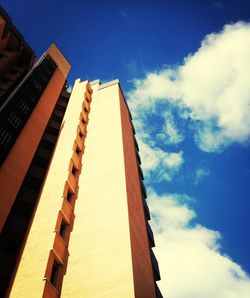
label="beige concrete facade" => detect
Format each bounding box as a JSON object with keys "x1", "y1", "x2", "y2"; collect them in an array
[
  {"x1": 61, "y1": 80, "x2": 135, "y2": 297},
  {"x1": 10, "y1": 79, "x2": 158, "y2": 298},
  {"x1": 9, "y1": 79, "x2": 89, "y2": 297}
]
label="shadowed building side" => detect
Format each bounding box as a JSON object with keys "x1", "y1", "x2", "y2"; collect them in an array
[
  {"x1": 0, "y1": 6, "x2": 34, "y2": 108},
  {"x1": 0, "y1": 43, "x2": 71, "y2": 297},
  {"x1": 119, "y1": 87, "x2": 162, "y2": 297}
]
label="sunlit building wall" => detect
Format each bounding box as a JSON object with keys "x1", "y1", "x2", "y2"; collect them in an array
[{"x1": 9, "y1": 79, "x2": 161, "y2": 297}]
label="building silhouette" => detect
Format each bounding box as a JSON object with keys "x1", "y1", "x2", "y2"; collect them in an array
[{"x1": 0, "y1": 6, "x2": 162, "y2": 298}]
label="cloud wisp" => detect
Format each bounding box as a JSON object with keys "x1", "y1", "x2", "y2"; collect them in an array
[
  {"x1": 194, "y1": 168, "x2": 210, "y2": 185},
  {"x1": 138, "y1": 140, "x2": 184, "y2": 183},
  {"x1": 149, "y1": 190, "x2": 250, "y2": 298}
]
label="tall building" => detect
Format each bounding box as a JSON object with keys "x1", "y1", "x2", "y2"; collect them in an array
[
  {"x1": 0, "y1": 8, "x2": 71, "y2": 296},
  {"x1": 0, "y1": 6, "x2": 162, "y2": 298}
]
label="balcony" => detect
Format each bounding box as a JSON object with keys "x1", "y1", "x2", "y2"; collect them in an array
[
  {"x1": 43, "y1": 279, "x2": 59, "y2": 298},
  {"x1": 143, "y1": 198, "x2": 150, "y2": 220},
  {"x1": 150, "y1": 249, "x2": 161, "y2": 281},
  {"x1": 85, "y1": 90, "x2": 92, "y2": 101},
  {"x1": 53, "y1": 232, "x2": 68, "y2": 264},
  {"x1": 76, "y1": 134, "x2": 84, "y2": 151},
  {"x1": 136, "y1": 150, "x2": 142, "y2": 164},
  {"x1": 155, "y1": 283, "x2": 163, "y2": 298},
  {"x1": 67, "y1": 172, "x2": 78, "y2": 193},
  {"x1": 61, "y1": 198, "x2": 73, "y2": 223},
  {"x1": 140, "y1": 180, "x2": 147, "y2": 199},
  {"x1": 138, "y1": 164, "x2": 144, "y2": 180},
  {"x1": 146, "y1": 220, "x2": 155, "y2": 247},
  {"x1": 134, "y1": 137, "x2": 139, "y2": 151},
  {"x1": 82, "y1": 98, "x2": 90, "y2": 112},
  {"x1": 78, "y1": 121, "x2": 87, "y2": 136},
  {"x1": 81, "y1": 110, "x2": 88, "y2": 124},
  {"x1": 72, "y1": 150, "x2": 81, "y2": 170}
]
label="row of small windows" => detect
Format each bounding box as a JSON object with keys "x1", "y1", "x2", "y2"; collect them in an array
[
  {"x1": 0, "y1": 54, "x2": 57, "y2": 165},
  {"x1": 45, "y1": 86, "x2": 92, "y2": 294}
]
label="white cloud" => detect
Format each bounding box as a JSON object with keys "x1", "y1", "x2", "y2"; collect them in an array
[
  {"x1": 138, "y1": 139, "x2": 184, "y2": 182},
  {"x1": 157, "y1": 110, "x2": 184, "y2": 145},
  {"x1": 194, "y1": 168, "x2": 210, "y2": 185},
  {"x1": 128, "y1": 22, "x2": 250, "y2": 152},
  {"x1": 148, "y1": 190, "x2": 250, "y2": 297},
  {"x1": 165, "y1": 152, "x2": 183, "y2": 168}
]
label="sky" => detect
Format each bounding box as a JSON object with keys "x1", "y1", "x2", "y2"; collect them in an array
[{"x1": 2, "y1": 0, "x2": 250, "y2": 297}]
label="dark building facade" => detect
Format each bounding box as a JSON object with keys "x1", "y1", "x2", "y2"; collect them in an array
[{"x1": 0, "y1": 7, "x2": 71, "y2": 296}]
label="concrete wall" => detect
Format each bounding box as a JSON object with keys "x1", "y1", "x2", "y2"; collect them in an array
[
  {"x1": 9, "y1": 79, "x2": 86, "y2": 297},
  {"x1": 61, "y1": 81, "x2": 135, "y2": 297},
  {"x1": 119, "y1": 88, "x2": 156, "y2": 297}
]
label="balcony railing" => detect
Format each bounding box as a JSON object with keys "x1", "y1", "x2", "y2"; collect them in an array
[
  {"x1": 146, "y1": 220, "x2": 155, "y2": 247},
  {"x1": 67, "y1": 172, "x2": 78, "y2": 193},
  {"x1": 150, "y1": 249, "x2": 161, "y2": 281},
  {"x1": 53, "y1": 232, "x2": 68, "y2": 263},
  {"x1": 61, "y1": 198, "x2": 73, "y2": 223},
  {"x1": 82, "y1": 98, "x2": 90, "y2": 112},
  {"x1": 72, "y1": 151, "x2": 81, "y2": 170},
  {"x1": 143, "y1": 198, "x2": 150, "y2": 220}
]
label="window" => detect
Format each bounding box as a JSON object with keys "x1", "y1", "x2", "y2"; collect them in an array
[
  {"x1": 81, "y1": 117, "x2": 86, "y2": 125},
  {"x1": 71, "y1": 165, "x2": 77, "y2": 176},
  {"x1": 75, "y1": 146, "x2": 81, "y2": 156},
  {"x1": 66, "y1": 189, "x2": 73, "y2": 203},
  {"x1": 0, "y1": 54, "x2": 57, "y2": 165},
  {"x1": 79, "y1": 130, "x2": 83, "y2": 139},
  {"x1": 84, "y1": 106, "x2": 88, "y2": 113},
  {"x1": 59, "y1": 219, "x2": 67, "y2": 239},
  {"x1": 50, "y1": 260, "x2": 60, "y2": 288}
]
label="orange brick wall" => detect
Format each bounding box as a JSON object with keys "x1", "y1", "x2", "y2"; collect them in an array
[
  {"x1": 0, "y1": 46, "x2": 70, "y2": 231},
  {"x1": 119, "y1": 89, "x2": 156, "y2": 298}
]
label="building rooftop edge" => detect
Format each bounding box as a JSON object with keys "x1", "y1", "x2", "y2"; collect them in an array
[
  {"x1": 90, "y1": 79, "x2": 100, "y2": 86},
  {"x1": 89, "y1": 79, "x2": 120, "y2": 90},
  {"x1": 0, "y1": 5, "x2": 34, "y2": 56},
  {"x1": 98, "y1": 79, "x2": 119, "y2": 90}
]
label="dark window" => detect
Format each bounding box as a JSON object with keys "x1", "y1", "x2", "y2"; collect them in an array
[
  {"x1": 84, "y1": 107, "x2": 88, "y2": 113},
  {"x1": 50, "y1": 260, "x2": 60, "y2": 288},
  {"x1": 0, "y1": 54, "x2": 57, "y2": 165},
  {"x1": 46, "y1": 126, "x2": 59, "y2": 136},
  {"x1": 75, "y1": 146, "x2": 81, "y2": 156},
  {"x1": 59, "y1": 220, "x2": 67, "y2": 239},
  {"x1": 51, "y1": 114, "x2": 62, "y2": 123},
  {"x1": 79, "y1": 130, "x2": 83, "y2": 139},
  {"x1": 66, "y1": 189, "x2": 73, "y2": 203},
  {"x1": 71, "y1": 165, "x2": 77, "y2": 176}
]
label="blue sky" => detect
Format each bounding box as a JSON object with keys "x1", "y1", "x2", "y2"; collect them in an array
[{"x1": 2, "y1": 1, "x2": 250, "y2": 296}]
